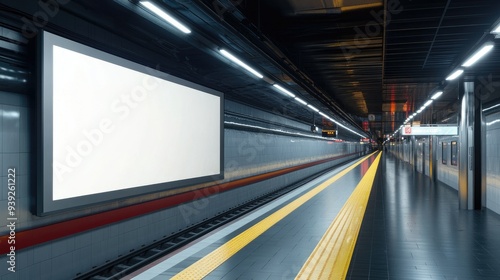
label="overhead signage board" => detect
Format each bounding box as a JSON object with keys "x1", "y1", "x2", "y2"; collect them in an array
[
  {"x1": 322, "y1": 130, "x2": 337, "y2": 137},
  {"x1": 402, "y1": 126, "x2": 458, "y2": 136}
]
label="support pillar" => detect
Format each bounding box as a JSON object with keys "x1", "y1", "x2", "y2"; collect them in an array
[
  {"x1": 476, "y1": 83, "x2": 487, "y2": 209},
  {"x1": 459, "y1": 79, "x2": 484, "y2": 210},
  {"x1": 412, "y1": 136, "x2": 417, "y2": 169},
  {"x1": 429, "y1": 136, "x2": 437, "y2": 182},
  {"x1": 422, "y1": 142, "x2": 425, "y2": 174}
]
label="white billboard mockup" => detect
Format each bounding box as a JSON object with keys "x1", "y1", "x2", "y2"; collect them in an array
[{"x1": 38, "y1": 31, "x2": 224, "y2": 214}]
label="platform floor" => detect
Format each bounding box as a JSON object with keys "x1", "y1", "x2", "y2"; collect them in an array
[
  {"x1": 125, "y1": 152, "x2": 500, "y2": 279},
  {"x1": 347, "y1": 153, "x2": 500, "y2": 280}
]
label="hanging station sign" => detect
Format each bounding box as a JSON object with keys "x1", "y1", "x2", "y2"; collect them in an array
[
  {"x1": 402, "y1": 126, "x2": 458, "y2": 136},
  {"x1": 322, "y1": 130, "x2": 337, "y2": 137}
]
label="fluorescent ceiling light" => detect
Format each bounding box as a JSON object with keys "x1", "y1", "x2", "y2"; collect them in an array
[
  {"x1": 424, "y1": 100, "x2": 433, "y2": 107},
  {"x1": 317, "y1": 111, "x2": 365, "y2": 138},
  {"x1": 412, "y1": 113, "x2": 417, "y2": 117},
  {"x1": 492, "y1": 23, "x2": 500, "y2": 34},
  {"x1": 337, "y1": 122, "x2": 362, "y2": 137},
  {"x1": 139, "y1": 1, "x2": 191, "y2": 34},
  {"x1": 295, "y1": 97, "x2": 308, "y2": 105},
  {"x1": 307, "y1": 104, "x2": 319, "y2": 112},
  {"x1": 319, "y1": 112, "x2": 329, "y2": 118},
  {"x1": 431, "y1": 91, "x2": 443, "y2": 100},
  {"x1": 273, "y1": 84, "x2": 295, "y2": 98},
  {"x1": 409, "y1": 115, "x2": 414, "y2": 119},
  {"x1": 219, "y1": 49, "x2": 264, "y2": 79},
  {"x1": 417, "y1": 108, "x2": 423, "y2": 113},
  {"x1": 462, "y1": 43, "x2": 494, "y2": 67},
  {"x1": 446, "y1": 69, "x2": 464, "y2": 81},
  {"x1": 349, "y1": 130, "x2": 365, "y2": 138}
]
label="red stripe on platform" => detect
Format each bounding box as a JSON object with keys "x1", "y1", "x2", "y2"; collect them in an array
[{"x1": 0, "y1": 152, "x2": 360, "y2": 254}]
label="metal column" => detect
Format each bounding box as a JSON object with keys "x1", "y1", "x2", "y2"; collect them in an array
[
  {"x1": 476, "y1": 85, "x2": 487, "y2": 208},
  {"x1": 429, "y1": 136, "x2": 437, "y2": 182},
  {"x1": 422, "y1": 142, "x2": 425, "y2": 174},
  {"x1": 412, "y1": 136, "x2": 417, "y2": 169},
  {"x1": 459, "y1": 80, "x2": 472, "y2": 209},
  {"x1": 459, "y1": 79, "x2": 483, "y2": 210}
]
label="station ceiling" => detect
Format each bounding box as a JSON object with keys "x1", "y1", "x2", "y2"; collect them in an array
[
  {"x1": 1, "y1": 0, "x2": 500, "y2": 140},
  {"x1": 233, "y1": 0, "x2": 500, "y2": 136}
]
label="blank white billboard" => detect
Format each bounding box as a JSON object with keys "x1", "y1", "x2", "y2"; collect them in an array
[{"x1": 38, "y1": 31, "x2": 224, "y2": 214}]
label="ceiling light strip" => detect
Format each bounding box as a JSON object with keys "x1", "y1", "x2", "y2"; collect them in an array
[
  {"x1": 219, "y1": 49, "x2": 264, "y2": 79},
  {"x1": 492, "y1": 23, "x2": 500, "y2": 34},
  {"x1": 307, "y1": 104, "x2": 319, "y2": 112},
  {"x1": 319, "y1": 112, "x2": 364, "y2": 137},
  {"x1": 445, "y1": 69, "x2": 464, "y2": 81},
  {"x1": 431, "y1": 91, "x2": 443, "y2": 100},
  {"x1": 462, "y1": 43, "x2": 494, "y2": 67},
  {"x1": 295, "y1": 97, "x2": 308, "y2": 105},
  {"x1": 273, "y1": 84, "x2": 296, "y2": 98},
  {"x1": 139, "y1": 1, "x2": 192, "y2": 34}
]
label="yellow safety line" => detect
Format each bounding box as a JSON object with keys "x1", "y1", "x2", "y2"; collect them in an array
[
  {"x1": 171, "y1": 152, "x2": 378, "y2": 280},
  {"x1": 295, "y1": 152, "x2": 382, "y2": 280}
]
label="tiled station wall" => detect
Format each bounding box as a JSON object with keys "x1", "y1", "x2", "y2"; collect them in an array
[{"x1": 0, "y1": 95, "x2": 365, "y2": 279}]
